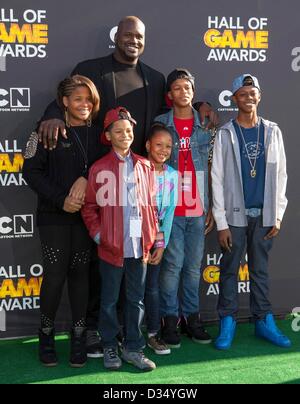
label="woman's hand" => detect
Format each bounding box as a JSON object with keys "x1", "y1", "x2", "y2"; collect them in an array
[
  {"x1": 63, "y1": 195, "x2": 84, "y2": 213},
  {"x1": 69, "y1": 177, "x2": 88, "y2": 203}
]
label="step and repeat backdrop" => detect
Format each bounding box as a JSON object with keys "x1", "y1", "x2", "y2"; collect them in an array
[{"x1": 1, "y1": 0, "x2": 300, "y2": 338}]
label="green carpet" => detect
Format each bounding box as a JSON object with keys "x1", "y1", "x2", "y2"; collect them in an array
[{"x1": 1, "y1": 320, "x2": 299, "y2": 384}]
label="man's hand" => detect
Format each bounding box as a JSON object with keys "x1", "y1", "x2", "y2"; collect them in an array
[
  {"x1": 38, "y1": 119, "x2": 67, "y2": 150},
  {"x1": 198, "y1": 103, "x2": 219, "y2": 130},
  {"x1": 63, "y1": 195, "x2": 84, "y2": 213},
  {"x1": 69, "y1": 177, "x2": 88, "y2": 203},
  {"x1": 218, "y1": 228, "x2": 233, "y2": 252},
  {"x1": 149, "y1": 247, "x2": 164, "y2": 265},
  {"x1": 264, "y1": 219, "x2": 281, "y2": 240},
  {"x1": 205, "y1": 208, "x2": 215, "y2": 235}
]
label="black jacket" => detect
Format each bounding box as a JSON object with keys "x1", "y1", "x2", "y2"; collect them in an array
[{"x1": 42, "y1": 54, "x2": 167, "y2": 144}]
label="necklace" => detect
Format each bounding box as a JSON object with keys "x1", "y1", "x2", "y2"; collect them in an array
[
  {"x1": 236, "y1": 119, "x2": 260, "y2": 179},
  {"x1": 70, "y1": 126, "x2": 89, "y2": 175}
]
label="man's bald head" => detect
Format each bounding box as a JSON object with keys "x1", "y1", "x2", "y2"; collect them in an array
[
  {"x1": 117, "y1": 16, "x2": 145, "y2": 32},
  {"x1": 114, "y1": 16, "x2": 145, "y2": 64}
]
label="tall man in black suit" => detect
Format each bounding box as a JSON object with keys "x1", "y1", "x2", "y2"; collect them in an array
[{"x1": 38, "y1": 16, "x2": 217, "y2": 358}]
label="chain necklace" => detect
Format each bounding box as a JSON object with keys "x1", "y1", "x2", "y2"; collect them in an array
[
  {"x1": 70, "y1": 126, "x2": 89, "y2": 175},
  {"x1": 236, "y1": 118, "x2": 260, "y2": 179}
]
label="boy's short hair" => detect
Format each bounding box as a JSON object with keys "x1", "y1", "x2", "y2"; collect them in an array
[
  {"x1": 166, "y1": 68, "x2": 195, "y2": 91},
  {"x1": 232, "y1": 74, "x2": 261, "y2": 95}
]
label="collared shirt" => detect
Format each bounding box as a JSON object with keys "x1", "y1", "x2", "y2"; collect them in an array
[{"x1": 116, "y1": 151, "x2": 143, "y2": 259}]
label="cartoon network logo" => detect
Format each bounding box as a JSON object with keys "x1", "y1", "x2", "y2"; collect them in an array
[
  {"x1": 0, "y1": 215, "x2": 34, "y2": 239},
  {"x1": 291, "y1": 47, "x2": 300, "y2": 72},
  {"x1": 109, "y1": 26, "x2": 118, "y2": 49},
  {"x1": 0, "y1": 88, "x2": 30, "y2": 111},
  {"x1": 218, "y1": 89, "x2": 238, "y2": 112}
]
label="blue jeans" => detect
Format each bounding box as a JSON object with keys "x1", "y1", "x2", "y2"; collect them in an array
[
  {"x1": 218, "y1": 216, "x2": 273, "y2": 320},
  {"x1": 99, "y1": 258, "x2": 147, "y2": 351},
  {"x1": 159, "y1": 216, "x2": 206, "y2": 317},
  {"x1": 145, "y1": 262, "x2": 161, "y2": 334}
]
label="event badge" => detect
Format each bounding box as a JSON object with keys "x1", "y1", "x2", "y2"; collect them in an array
[
  {"x1": 130, "y1": 206, "x2": 142, "y2": 238},
  {"x1": 130, "y1": 218, "x2": 142, "y2": 238}
]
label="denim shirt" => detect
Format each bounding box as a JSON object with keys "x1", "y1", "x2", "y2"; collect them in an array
[{"x1": 155, "y1": 108, "x2": 212, "y2": 213}]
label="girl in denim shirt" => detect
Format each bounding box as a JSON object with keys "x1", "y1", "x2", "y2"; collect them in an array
[{"x1": 145, "y1": 123, "x2": 178, "y2": 354}]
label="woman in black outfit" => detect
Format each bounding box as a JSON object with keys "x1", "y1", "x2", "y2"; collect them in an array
[{"x1": 23, "y1": 75, "x2": 102, "y2": 368}]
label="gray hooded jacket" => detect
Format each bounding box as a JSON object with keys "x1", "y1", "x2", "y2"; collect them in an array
[{"x1": 212, "y1": 118, "x2": 288, "y2": 230}]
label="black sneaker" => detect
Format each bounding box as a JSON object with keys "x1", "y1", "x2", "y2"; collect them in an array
[
  {"x1": 69, "y1": 327, "x2": 87, "y2": 368},
  {"x1": 103, "y1": 348, "x2": 122, "y2": 371},
  {"x1": 86, "y1": 330, "x2": 103, "y2": 358},
  {"x1": 38, "y1": 328, "x2": 58, "y2": 367},
  {"x1": 161, "y1": 316, "x2": 181, "y2": 348},
  {"x1": 183, "y1": 313, "x2": 212, "y2": 344}
]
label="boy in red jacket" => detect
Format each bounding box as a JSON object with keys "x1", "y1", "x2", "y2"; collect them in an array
[{"x1": 82, "y1": 107, "x2": 158, "y2": 371}]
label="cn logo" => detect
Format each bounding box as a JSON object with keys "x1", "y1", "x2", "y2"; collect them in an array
[
  {"x1": 0, "y1": 215, "x2": 34, "y2": 236},
  {"x1": 110, "y1": 26, "x2": 118, "y2": 44},
  {"x1": 0, "y1": 88, "x2": 30, "y2": 108},
  {"x1": 219, "y1": 90, "x2": 233, "y2": 107}
]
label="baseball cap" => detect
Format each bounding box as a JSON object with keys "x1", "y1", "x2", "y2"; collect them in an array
[
  {"x1": 103, "y1": 107, "x2": 137, "y2": 132},
  {"x1": 166, "y1": 68, "x2": 195, "y2": 91},
  {"x1": 232, "y1": 74, "x2": 261, "y2": 95},
  {"x1": 101, "y1": 107, "x2": 137, "y2": 145}
]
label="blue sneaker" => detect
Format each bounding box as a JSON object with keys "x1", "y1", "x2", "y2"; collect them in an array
[
  {"x1": 215, "y1": 316, "x2": 236, "y2": 350},
  {"x1": 255, "y1": 314, "x2": 291, "y2": 348}
]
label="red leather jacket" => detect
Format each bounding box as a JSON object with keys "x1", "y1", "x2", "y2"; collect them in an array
[{"x1": 81, "y1": 150, "x2": 158, "y2": 267}]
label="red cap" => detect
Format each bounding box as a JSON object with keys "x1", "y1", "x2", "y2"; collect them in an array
[{"x1": 101, "y1": 107, "x2": 137, "y2": 145}]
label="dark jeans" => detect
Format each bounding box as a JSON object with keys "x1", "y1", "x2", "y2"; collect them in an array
[
  {"x1": 99, "y1": 258, "x2": 147, "y2": 351},
  {"x1": 145, "y1": 262, "x2": 161, "y2": 335},
  {"x1": 159, "y1": 216, "x2": 206, "y2": 317},
  {"x1": 86, "y1": 245, "x2": 101, "y2": 331},
  {"x1": 218, "y1": 216, "x2": 273, "y2": 320}
]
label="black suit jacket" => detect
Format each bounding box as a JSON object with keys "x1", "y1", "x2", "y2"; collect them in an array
[{"x1": 42, "y1": 54, "x2": 167, "y2": 143}]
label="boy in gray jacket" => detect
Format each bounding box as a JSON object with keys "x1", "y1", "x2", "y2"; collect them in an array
[{"x1": 211, "y1": 74, "x2": 291, "y2": 350}]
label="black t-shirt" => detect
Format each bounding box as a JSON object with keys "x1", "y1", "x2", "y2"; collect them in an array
[{"x1": 112, "y1": 57, "x2": 147, "y2": 155}]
